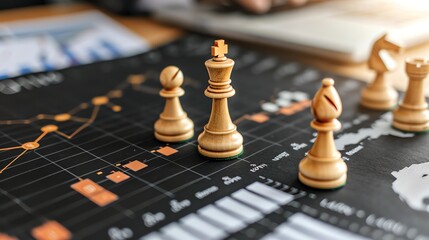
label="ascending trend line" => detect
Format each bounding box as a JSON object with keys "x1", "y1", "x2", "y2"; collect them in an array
[
  {"x1": 0, "y1": 73, "x2": 207, "y2": 174},
  {"x1": 0, "y1": 74, "x2": 148, "y2": 174},
  {"x1": 0, "y1": 131, "x2": 46, "y2": 174}
]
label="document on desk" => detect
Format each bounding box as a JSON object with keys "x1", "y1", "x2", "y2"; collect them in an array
[
  {"x1": 0, "y1": 11, "x2": 149, "y2": 80},
  {"x1": 155, "y1": 0, "x2": 429, "y2": 63}
]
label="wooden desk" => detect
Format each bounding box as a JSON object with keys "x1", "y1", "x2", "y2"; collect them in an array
[{"x1": 1, "y1": 3, "x2": 428, "y2": 95}]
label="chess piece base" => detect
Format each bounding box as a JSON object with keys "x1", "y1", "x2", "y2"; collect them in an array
[
  {"x1": 197, "y1": 126, "x2": 243, "y2": 160},
  {"x1": 155, "y1": 130, "x2": 194, "y2": 143},
  {"x1": 393, "y1": 106, "x2": 429, "y2": 132},
  {"x1": 197, "y1": 145, "x2": 243, "y2": 160},
  {"x1": 392, "y1": 120, "x2": 429, "y2": 132},
  {"x1": 298, "y1": 172, "x2": 346, "y2": 189},
  {"x1": 154, "y1": 117, "x2": 194, "y2": 143},
  {"x1": 360, "y1": 98, "x2": 397, "y2": 110},
  {"x1": 360, "y1": 87, "x2": 398, "y2": 110},
  {"x1": 298, "y1": 153, "x2": 347, "y2": 189}
]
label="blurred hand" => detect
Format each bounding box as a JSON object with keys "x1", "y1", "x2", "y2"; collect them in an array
[{"x1": 223, "y1": 0, "x2": 309, "y2": 14}]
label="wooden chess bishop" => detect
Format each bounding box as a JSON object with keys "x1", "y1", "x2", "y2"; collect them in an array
[
  {"x1": 154, "y1": 66, "x2": 194, "y2": 142},
  {"x1": 393, "y1": 58, "x2": 429, "y2": 132},
  {"x1": 299, "y1": 78, "x2": 347, "y2": 189},
  {"x1": 197, "y1": 40, "x2": 243, "y2": 159}
]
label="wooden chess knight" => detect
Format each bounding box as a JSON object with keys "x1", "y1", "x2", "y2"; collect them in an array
[
  {"x1": 299, "y1": 78, "x2": 347, "y2": 189},
  {"x1": 361, "y1": 34, "x2": 402, "y2": 110},
  {"x1": 197, "y1": 40, "x2": 244, "y2": 160}
]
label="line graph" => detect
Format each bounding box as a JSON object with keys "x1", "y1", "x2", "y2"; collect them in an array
[{"x1": 0, "y1": 74, "x2": 147, "y2": 174}]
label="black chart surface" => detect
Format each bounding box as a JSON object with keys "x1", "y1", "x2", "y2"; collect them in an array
[{"x1": 0, "y1": 35, "x2": 428, "y2": 240}]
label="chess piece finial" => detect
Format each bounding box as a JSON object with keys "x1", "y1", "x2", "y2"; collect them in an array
[
  {"x1": 361, "y1": 34, "x2": 402, "y2": 110},
  {"x1": 211, "y1": 39, "x2": 228, "y2": 61},
  {"x1": 392, "y1": 58, "x2": 429, "y2": 132},
  {"x1": 299, "y1": 78, "x2": 347, "y2": 189},
  {"x1": 198, "y1": 39, "x2": 243, "y2": 159},
  {"x1": 154, "y1": 66, "x2": 194, "y2": 142}
]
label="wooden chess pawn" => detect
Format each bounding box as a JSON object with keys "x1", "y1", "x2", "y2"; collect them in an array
[
  {"x1": 361, "y1": 34, "x2": 402, "y2": 110},
  {"x1": 197, "y1": 40, "x2": 243, "y2": 159},
  {"x1": 393, "y1": 58, "x2": 429, "y2": 132},
  {"x1": 299, "y1": 78, "x2": 347, "y2": 189},
  {"x1": 154, "y1": 66, "x2": 194, "y2": 142}
]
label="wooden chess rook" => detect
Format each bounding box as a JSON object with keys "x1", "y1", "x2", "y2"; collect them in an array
[
  {"x1": 299, "y1": 78, "x2": 347, "y2": 189},
  {"x1": 361, "y1": 34, "x2": 402, "y2": 110},
  {"x1": 154, "y1": 66, "x2": 194, "y2": 142},
  {"x1": 392, "y1": 58, "x2": 429, "y2": 132},
  {"x1": 197, "y1": 40, "x2": 243, "y2": 159}
]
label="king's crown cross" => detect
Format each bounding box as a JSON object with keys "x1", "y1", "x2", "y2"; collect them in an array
[{"x1": 211, "y1": 40, "x2": 228, "y2": 58}]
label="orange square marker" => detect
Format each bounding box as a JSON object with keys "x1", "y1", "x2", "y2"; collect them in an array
[
  {"x1": 124, "y1": 160, "x2": 148, "y2": 172},
  {"x1": 297, "y1": 99, "x2": 312, "y2": 107},
  {"x1": 0, "y1": 233, "x2": 17, "y2": 240},
  {"x1": 106, "y1": 171, "x2": 130, "y2": 183},
  {"x1": 89, "y1": 191, "x2": 118, "y2": 207},
  {"x1": 31, "y1": 221, "x2": 71, "y2": 240},
  {"x1": 279, "y1": 107, "x2": 295, "y2": 116},
  {"x1": 156, "y1": 146, "x2": 178, "y2": 156},
  {"x1": 71, "y1": 179, "x2": 104, "y2": 198},
  {"x1": 289, "y1": 103, "x2": 305, "y2": 111},
  {"x1": 249, "y1": 113, "x2": 269, "y2": 123}
]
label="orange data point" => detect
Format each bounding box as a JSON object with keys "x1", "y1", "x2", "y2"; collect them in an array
[
  {"x1": 124, "y1": 160, "x2": 148, "y2": 172},
  {"x1": 156, "y1": 146, "x2": 178, "y2": 156},
  {"x1": 289, "y1": 102, "x2": 306, "y2": 111},
  {"x1": 91, "y1": 96, "x2": 109, "y2": 106},
  {"x1": 41, "y1": 125, "x2": 58, "y2": 133},
  {"x1": 279, "y1": 107, "x2": 295, "y2": 116},
  {"x1": 249, "y1": 113, "x2": 270, "y2": 123},
  {"x1": 128, "y1": 74, "x2": 145, "y2": 85},
  {"x1": 71, "y1": 179, "x2": 104, "y2": 197},
  {"x1": 54, "y1": 113, "x2": 71, "y2": 122},
  {"x1": 112, "y1": 105, "x2": 122, "y2": 112},
  {"x1": 31, "y1": 221, "x2": 71, "y2": 240},
  {"x1": 21, "y1": 142, "x2": 40, "y2": 150},
  {"x1": 296, "y1": 99, "x2": 312, "y2": 108},
  {"x1": 90, "y1": 190, "x2": 118, "y2": 207},
  {"x1": 106, "y1": 171, "x2": 130, "y2": 183},
  {"x1": 71, "y1": 179, "x2": 118, "y2": 207}
]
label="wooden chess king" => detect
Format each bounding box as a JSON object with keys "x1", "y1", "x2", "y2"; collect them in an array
[{"x1": 197, "y1": 40, "x2": 243, "y2": 160}]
